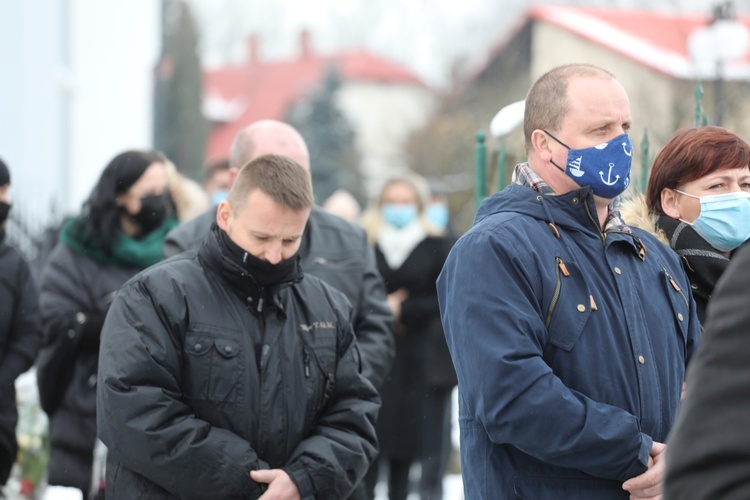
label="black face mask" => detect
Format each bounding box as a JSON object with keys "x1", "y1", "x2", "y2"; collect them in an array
[
  {"x1": 218, "y1": 229, "x2": 298, "y2": 286},
  {"x1": 0, "y1": 201, "x2": 10, "y2": 226},
  {"x1": 127, "y1": 193, "x2": 171, "y2": 235}
]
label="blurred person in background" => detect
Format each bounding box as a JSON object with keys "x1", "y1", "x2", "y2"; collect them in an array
[
  {"x1": 0, "y1": 158, "x2": 42, "y2": 489},
  {"x1": 622, "y1": 126, "x2": 750, "y2": 323},
  {"x1": 322, "y1": 188, "x2": 361, "y2": 222},
  {"x1": 360, "y1": 175, "x2": 456, "y2": 500},
  {"x1": 164, "y1": 160, "x2": 209, "y2": 223},
  {"x1": 202, "y1": 159, "x2": 233, "y2": 206},
  {"x1": 35, "y1": 150, "x2": 179, "y2": 497}
]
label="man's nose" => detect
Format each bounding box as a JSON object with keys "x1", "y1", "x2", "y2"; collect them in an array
[{"x1": 263, "y1": 245, "x2": 283, "y2": 265}]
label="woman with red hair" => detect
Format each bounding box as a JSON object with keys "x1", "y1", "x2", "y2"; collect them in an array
[{"x1": 623, "y1": 126, "x2": 750, "y2": 322}]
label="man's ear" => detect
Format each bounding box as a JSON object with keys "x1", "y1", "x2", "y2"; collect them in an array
[
  {"x1": 216, "y1": 200, "x2": 232, "y2": 232},
  {"x1": 661, "y1": 188, "x2": 681, "y2": 219},
  {"x1": 531, "y1": 129, "x2": 553, "y2": 163}
]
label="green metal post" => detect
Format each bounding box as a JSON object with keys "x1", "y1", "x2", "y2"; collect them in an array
[
  {"x1": 475, "y1": 130, "x2": 487, "y2": 210},
  {"x1": 694, "y1": 81, "x2": 708, "y2": 127},
  {"x1": 640, "y1": 128, "x2": 650, "y2": 192},
  {"x1": 497, "y1": 141, "x2": 507, "y2": 192}
]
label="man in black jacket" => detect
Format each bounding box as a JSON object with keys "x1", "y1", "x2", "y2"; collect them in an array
[
  {"x1": 0, "y1": 158, "x2": 42, "y2": 487},
  {"x1": 664, "y1": 243, "x2": 750, "y2": 499},
  {"x1": 164, "y1": 120, "x2": 395, "y2": 389},
  {"x1": 97, "y1": 154, "x2": 380, "y2": 499}
]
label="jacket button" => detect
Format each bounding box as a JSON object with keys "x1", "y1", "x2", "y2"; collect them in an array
[
  {"x1": 195, "y1": 343, "x2": 203, "y2": 351},
  {"x1": 224, "y1": 345, "x2": 232, "y2": 354},
  {"x1": 638, "y1": 355, "x2": 645, "y2": 364},
  {"x1": 576, "y1": 304, "x2": 586, "y2": 312},
  {"x1": 67, "y1": 329, "x2": 76, "y2": 339},
  {"x1": 677, "y1": 313, "x2": 684, "y2": 322},
  {"x1": 76, "y1": 312, "x2": 87, "y2": 324},
  {"x1": 572, "y1": 197, "x2": 579, "y2": 204},
  {"x1": 614, "y1": 267, "x2": 622, "y2": 275},
  {"x1": 88, "y1": 374, "x2": 97, "y2": 387}
]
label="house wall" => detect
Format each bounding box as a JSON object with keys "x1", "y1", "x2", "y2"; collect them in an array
[
  {"x1": 0, "y1": 1, "x2": 160, "y2": 224},
  {"x1": 336, "y1": 81, "x2": 437, "y2": 197}
]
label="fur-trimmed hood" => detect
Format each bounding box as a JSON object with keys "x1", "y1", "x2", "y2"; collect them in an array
[{"x1": 619, "y1": 194, "x2": 669, "y2": 246}]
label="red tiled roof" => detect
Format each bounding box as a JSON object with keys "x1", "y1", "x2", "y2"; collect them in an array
[
  {"x1": 530, "y1": 5, "x2": 750, "y2": 78},
  {"x1": 203, "y1": 49, "x2": 424, "y2": 162}
]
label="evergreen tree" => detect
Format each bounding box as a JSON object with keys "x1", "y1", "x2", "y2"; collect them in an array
[
  {"x1": 154, "y1": 0, "x2": 208, "y2": 181},
  {"x1": 285, "y1": 64, "x2": 363, "y2": 204}
]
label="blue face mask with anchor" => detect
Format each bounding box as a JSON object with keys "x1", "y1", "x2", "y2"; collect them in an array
[{"x1": 545, "y1": 131, "x2": 633, "y2": 199}]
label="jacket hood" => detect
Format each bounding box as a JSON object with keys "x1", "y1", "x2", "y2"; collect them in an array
[
  {"x1": 475, "y1": 184, "x2": 604, "y2": 238},
  {"x1": 619, "y1": 194, "x2": 669, "y2": 246}
]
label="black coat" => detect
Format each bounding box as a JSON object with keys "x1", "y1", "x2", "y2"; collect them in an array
[
  {"x1": 375, "y1": 235, "x2": 455, "y2": 459},
  {"x1": 664, "y1": 244, "x2": 750, "y2": 498},
  {"x1": 36, "y1": 243, "x2": 141, "y2": 491},
  {"x1": 164, "y1": 206, "x2": 395, "y2": 388},
  {"x1": 97, "y1": 227, "x2": 380, "y2": 499},
  {"x1": 0, "y1": 240, "x2": 41, "y2": 484}
]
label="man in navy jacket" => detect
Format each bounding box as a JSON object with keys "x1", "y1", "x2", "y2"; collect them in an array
[{"x1": 437, "y1": 64, "x2": 701, "y2": 499}]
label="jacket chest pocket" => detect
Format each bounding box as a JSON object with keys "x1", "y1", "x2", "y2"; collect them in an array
[
  {"x1": 183, "y1": 330, "x2": 244, "y2": 403},
  {"x1": 544, "y1": 258, "x2": 592, "y2": 354},
  {"x1": 301, "y1": 333, "x2": 337, "y2": 422}
]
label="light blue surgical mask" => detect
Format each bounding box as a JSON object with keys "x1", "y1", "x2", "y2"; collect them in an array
[
  {"x1": 211, "y1": 190, "x2": 229, "y2": 205},
  {"x1": 676, "y1": 190, "x2": 750, "y2": 252},
  {"x1": 545, "y1": 131, "x2": 633, "y2": 199},
  {"x1": 426, "y1": 203, "x2": 449, "y2": 230},
  {"x1": 382, "y1": 203, "x2": 418, "y2": 229}
]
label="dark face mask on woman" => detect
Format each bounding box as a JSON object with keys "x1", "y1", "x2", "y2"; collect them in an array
[
  {"x1": 127, "y1": 193, "x2": 172, "y2": 235},
  {"x1": 0, "y1": 201, "x2": 10, "y2": 226}
]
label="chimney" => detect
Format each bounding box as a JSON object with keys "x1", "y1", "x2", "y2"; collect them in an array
[
  {"x1": 246, "y1": 34, "x2": 260, "y2": 65},
  {"x1": 299, "y1": 29, "x2": 312, "y2": 59}
]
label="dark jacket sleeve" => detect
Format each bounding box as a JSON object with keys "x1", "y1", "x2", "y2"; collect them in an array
[
  {"x1": 351, "y1": 231, "x2": 395, "y2": 388},
  {"x1": 665, "y1": 245, "x2": 750, "y2": 499},
  {"x1": 0, "y1": 254, "x2": 41, "y2": 391},
  {"x1": 36, "y1": 245, "x2": 99, "y2": 415},
  {"x1": 281, "y1": 291, "x2": 380, "y2": 499},
  {"x1": 97, "y1": 278, "x2": 268, "y2": 499},
  {"x1": 438, "y1": 230, "x2": 651, "y2": 482}
]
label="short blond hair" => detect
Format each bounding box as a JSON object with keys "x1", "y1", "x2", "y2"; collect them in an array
[{"x1": 228, "y1": 154, "x2": 313, "y2": 212}]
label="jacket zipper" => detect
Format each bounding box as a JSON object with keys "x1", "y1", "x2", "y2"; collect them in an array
[
  {"x1": 583, "y1": 198, "x2": 606, "y2": 246},
  {"x1": 303, "y1": 347, "x2": 310, "y2": 378},
  {"x1": 663, "y1": 268, "x2": 689, "y2": 309},
  {"x1": 545, "y1": 257, "x2": 567, "y2": 328}
]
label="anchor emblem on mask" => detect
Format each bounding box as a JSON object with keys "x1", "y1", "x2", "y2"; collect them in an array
[
  {"x1": 600, "y1": 162, "x2": 620, "y2": 186},
  {"x1": 622, "y1": 142, "x2": 632, "y2": 157}
]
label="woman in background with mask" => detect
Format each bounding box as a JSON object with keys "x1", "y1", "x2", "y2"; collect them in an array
[
  {"x1": 36, "y1": 150, "x2": 178, "y2": 497},
  {"x1": 622, "y1": 126, "x2": 750, "y2": 323},
  {"x1": 360, "y1": 175, "x2": 456, "y2": 500}
]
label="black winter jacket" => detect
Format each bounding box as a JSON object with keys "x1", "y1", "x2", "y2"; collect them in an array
[
  {"x1": 164, "y1": 206, "x2": 395, "y2": 387},
  {"x1": 37, "y1": 243, "x2": 141, "y2": 491},
  {"x1": 97, "y1": 227, "x2": 380, "y2": 499},
  {"x1": 0, "y1": 239, "x2": 41, "y2": 484}
]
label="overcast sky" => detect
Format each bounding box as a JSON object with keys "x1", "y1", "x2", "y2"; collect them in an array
[{"x1": 187, "y1": 0, "x2": 746, "y2": 88}]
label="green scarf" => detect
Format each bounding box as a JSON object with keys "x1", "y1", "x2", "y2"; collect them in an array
[{"x1": 59, "y1": 215, "x2": 180, "y2": 269}]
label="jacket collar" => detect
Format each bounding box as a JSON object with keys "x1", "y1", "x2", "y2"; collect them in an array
[{"x1": 199, "y1": 224, "x2": 303, "y2": 313}]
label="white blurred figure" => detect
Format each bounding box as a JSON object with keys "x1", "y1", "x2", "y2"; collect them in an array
[{"x1": 322, "y1": 189, "x2": 361, "y2": 222}]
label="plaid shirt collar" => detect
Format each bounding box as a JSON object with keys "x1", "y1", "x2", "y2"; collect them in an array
[{"x1": 512, "y1": 163, "x2": 631, "y2": 234}]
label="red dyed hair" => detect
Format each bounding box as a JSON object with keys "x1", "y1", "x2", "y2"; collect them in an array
[{"x1": 646, "y1": 126, "x2": 750, "y2": 215}]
